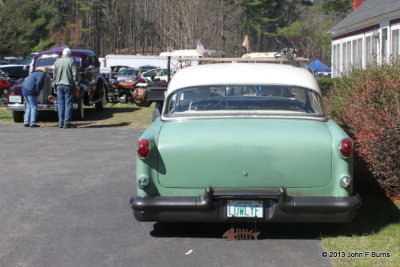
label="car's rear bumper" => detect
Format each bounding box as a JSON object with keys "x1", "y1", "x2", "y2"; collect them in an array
[
  {"x1": 130, "y1": 187, "x2": 362, "y2": 222},
  {"x1": 7, "y1": 103, "x2": 78, "y2": 111}
]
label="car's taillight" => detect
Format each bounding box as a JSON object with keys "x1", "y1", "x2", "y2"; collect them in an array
[
  {"x1": 137, "y1": 140, "x2": 150, "y2": 159},
  {"x1": 339, "y1": 139, "x2": 353, "y2": 158},
  {"x1": 48, "y1": 95, "x2": 55, "y2": 103},
  {"x1": 0, "y1": 80, "x2": 12, "y2": 88}
]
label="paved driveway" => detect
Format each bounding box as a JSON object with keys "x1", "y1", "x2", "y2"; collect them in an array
[{"x1": 0, "y1": 125, "x2": 331, "y2": 267}]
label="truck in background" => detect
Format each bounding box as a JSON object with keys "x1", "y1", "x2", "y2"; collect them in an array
[{"x1": 100, "y1": 54, "x2": 179, "y2": 74}]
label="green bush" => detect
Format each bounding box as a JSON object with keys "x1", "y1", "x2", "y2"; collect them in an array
[
  {"x1": 325, "y1": 63, "x2": 400, "y2": 196},
  {"x1": 317, "y1": 78, "x2": 340, "y2": 96}
]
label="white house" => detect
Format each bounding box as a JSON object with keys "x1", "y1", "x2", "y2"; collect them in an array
[{"x1": 329, "y1": 0, "x2": 400, "y2": 77}]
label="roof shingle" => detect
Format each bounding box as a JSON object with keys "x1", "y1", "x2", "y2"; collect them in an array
[{"x1": 330, "y1": 0, "x2": 400, "y2": 37}]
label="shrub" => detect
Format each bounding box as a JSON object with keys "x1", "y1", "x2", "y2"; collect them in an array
[
  {"x1": 317, "y1": 78, "x2": 340, "y2": 96},
  {"x1": 325, "y1": 63, "x2": 400, "y2": 196}
]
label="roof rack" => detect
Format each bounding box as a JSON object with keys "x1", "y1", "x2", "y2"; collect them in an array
[{"x1": 177, "y1": 57, "x2": 309, "y2": 64}]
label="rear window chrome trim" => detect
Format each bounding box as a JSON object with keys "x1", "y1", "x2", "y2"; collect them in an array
[{"x1": 161, "y1": 114, "x2": 328, "y2": 122}]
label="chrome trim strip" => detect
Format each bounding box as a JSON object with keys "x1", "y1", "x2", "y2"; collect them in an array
[
  {"x1": 7, "y1": 103, "x2": 78, "y2": 111},
  {"x1": 161, "y1": 114, "x2": 328, "y2": 122}
]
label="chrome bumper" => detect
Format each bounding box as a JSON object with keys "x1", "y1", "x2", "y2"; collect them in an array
[
  {"x1": 7, "y1": 103, "x2": 78, "y2": 111},
  {"x1": 130, "y1": 187, "x2": 362, "y2": 223}
]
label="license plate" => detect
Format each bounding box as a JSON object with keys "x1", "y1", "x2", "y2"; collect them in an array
[
  {"x1": 226, "y1": 200, "x2": 263, "y2": 218},
  {"x1": 9, "y1": 95, "x2": 22, "y2": 103}
]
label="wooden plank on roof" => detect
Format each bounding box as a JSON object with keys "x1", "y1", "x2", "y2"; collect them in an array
[{"x1": 178, "y1": 57, "x2": 309, "y2": 63}]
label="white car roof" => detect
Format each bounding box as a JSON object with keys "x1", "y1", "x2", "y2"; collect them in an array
[{"x1": 167, "y1": 63, "x2": 320, "y2": 95}]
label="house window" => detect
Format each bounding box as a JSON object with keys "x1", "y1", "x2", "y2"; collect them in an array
[
  {"x1": 372, "y1": 35, "x2": 378, "y2": 62},
  {"x1": 332, "y1": 45, "x2": 337, "y2": 76},
  {"x1": 352, "y1": 38, "x2": 363, "y2": 68},
  {"x1": 332, "y1": 44, "x2": 340, "y2": 77},
  {"x1": 346, "y1": 41, "x2": 351, "y2": 71},
  {"x1": 342, "y1": 42, "x2": 347, "y2": 73},
  {"x1": 366, "y1": 36, "x2": 372, "y2": 65},
  {"x1": 382, "y1": 28, "x2": 388, "y2": 63},
  {"x1": 342, "y1": 41, "x2": 351, "y2": 73},
  {"x1": 336, "y1": 44, "x2": 341, "y2": 75},
  {"x1": 392, "y1": 29, "x2": 399, "y2": 59}
]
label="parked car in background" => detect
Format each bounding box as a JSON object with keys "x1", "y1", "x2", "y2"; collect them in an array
[
  {"x1": 138, "y1": 65, "x2": 159, "y2": 73},
  {"x1": 105, "y1": 65, "x2": 130, "y2": 83},
  {"x1": 130, "y1": 63, "x2": 361, "y2": 223},
  {"x1": 5, "y1": 49, "x2": 107, "y2": 122},
  {"x1": 0, "y1": 70, "x2": 20, "y2": 103},
  {"x1": 4, "y1": 57, "x2": 24, "y2": 64},
  {"x1": 115, "y1": 68, "x2": 137, "y2": 82},
  {"x1": 0, "y1": 65, "x2": 28, "y2": 103},
  {"x1": 0, "y1": 64, "x2": 29, "y2": 79},
  {"x1": 314, "y1": 72, "x2": 331, "y2": 78},
  {"x1": 141, "y1": 68, "x2": 169, "y2": 82},
  {"x1": 110, "y1": 65, "x2": 130, "y2": 74},
  {"x1": 0, "y1": 53, "x2": 37, "y2": 80}
]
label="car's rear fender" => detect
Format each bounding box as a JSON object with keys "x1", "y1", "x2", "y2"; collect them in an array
[
  {"x1": 136, "y1": 119, "x2": 163, "y2": 196},
  {"x1": 326, "y1": 118, "x2": 354, "y2": 196}
]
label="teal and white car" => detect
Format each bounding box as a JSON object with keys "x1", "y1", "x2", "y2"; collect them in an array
[{"x1": 130, "y1": 63, "x2": 361, "y2": 222}]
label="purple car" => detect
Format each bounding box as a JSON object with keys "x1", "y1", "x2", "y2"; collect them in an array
[{"x1": 5, "y1": 49, "x2": 108, "y2": 122}]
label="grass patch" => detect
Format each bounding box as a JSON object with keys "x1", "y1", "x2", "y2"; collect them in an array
[
  {"x1": 0, "y1": 102, "x2": 154, "y2": 128},
  {"x1": 322, "y1": 190, "x2": 400, "y2": 266},
  {"x1": 79, "y1": 103, "x2": 154, "y2": 128},
  {"x1": 0, "y1": 105, "x2": 12, "y2": 122}
]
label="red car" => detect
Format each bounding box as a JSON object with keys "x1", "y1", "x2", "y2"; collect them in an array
[
  {"x1": 0, "y1": 70, "x2": 15, "y2": 103},
  {"x1": 5, "y1": 49, "x2": 107, "y2": 122}
]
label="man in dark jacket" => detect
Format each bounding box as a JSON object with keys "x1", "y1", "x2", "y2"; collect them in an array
[
  {"x1": 53, "y1": 48, "x2": 78, "y2": 128},
  {"x1": 22, "y1": 66, "x2": 48, "y2": 127}
]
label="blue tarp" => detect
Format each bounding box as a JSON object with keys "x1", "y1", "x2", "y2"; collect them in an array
[{"x1": 306, "y1": 60, "x2": 331, "y2": 73}]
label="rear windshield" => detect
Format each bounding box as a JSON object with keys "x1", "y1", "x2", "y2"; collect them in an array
[
  {"x1": 36, "y1": 55, "x2": 82, "y2": 68},
  {"x1": 164, "y1": 85, "x2": 325, "y2": 118}
]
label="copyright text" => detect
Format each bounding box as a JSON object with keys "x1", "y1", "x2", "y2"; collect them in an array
[{"x1": 321, "y1": 251, "x2": 391, "y2": 258}]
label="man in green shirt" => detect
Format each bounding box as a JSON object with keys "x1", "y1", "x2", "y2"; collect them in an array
[{"x1": 53, "y1": 48, "x2": 79, "y2": 128}]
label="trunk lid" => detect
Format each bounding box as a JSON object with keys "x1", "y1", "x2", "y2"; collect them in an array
[{"x1": 157, "y1": 119, "x2": 332, "y2": 188}]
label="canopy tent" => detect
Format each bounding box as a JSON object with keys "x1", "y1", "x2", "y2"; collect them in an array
[{"x1": 306, "y1": 60, "x2": 331, "y2": 73}]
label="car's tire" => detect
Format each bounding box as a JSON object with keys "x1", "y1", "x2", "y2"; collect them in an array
[
  {"x1": 73, "y1": 97, "x2": 84, "y2": 120},
  {"x1": 12, "y1": 111, "x2": 24, "y2": 122},
  {"x1": 95, "y1": 84, "x2": 107, "y2": 110}
]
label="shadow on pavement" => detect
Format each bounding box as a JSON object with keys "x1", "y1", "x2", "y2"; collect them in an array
[
  {"x1": 31, "y1": 106, "x2": 141, "y2": 127},
  {"x1": 84, "y1": 106, "x2": 140, "y2": 121},
  {"x1": 150, "y1": 164, "x2": 400, "y2": 240},
  {"x1": 150, "y1": 194, "x2": 399, "y2": 240},
  {"x1": 76, "y1": 122, "x2": 131, "y2": 128}
]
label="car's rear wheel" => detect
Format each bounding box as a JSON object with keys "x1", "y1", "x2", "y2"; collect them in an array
[
  {"x1": 12, "y1": 111, "x2": 24, "y2": 122},
  {"x1": 73, "y1": 97, "x2": 84, "y2": 120},
  {"x1": 95, "y1": 85, "x2": 107, "y2": 110}
]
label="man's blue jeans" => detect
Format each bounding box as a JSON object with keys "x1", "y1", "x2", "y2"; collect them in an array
[
  {"x1": 57, "y1": 85, "x2": 75, "y2": 125},
  {"x1": 23, "y1": 94, "x2": 38, "y2": 126}
]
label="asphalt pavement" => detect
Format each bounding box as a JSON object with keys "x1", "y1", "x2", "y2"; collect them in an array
[{"x1": 0, "y1": 124, "x2": 331, "y2": 267}]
